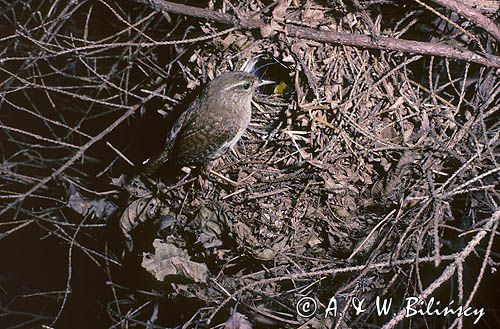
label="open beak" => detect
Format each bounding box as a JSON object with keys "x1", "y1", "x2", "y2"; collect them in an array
[{"x1": 255, "y1": 79, "x2": 275, "y2": 88}]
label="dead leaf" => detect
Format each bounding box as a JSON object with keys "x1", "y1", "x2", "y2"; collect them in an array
[
  {"x1": 120, "y1": 196, "x2": 163, "y2": 251},
  {"x1": 67, "y1": 184, "x2": 118, "y2": 220},
  {"x1": 224, "y1": 312, "x2": 253, "y2": 329},
  {"x1": 142, "y1": 239, "x2": 209, "y2": 283},
  {"x1": 110, "y1": 174, "x2": 151, "y2": 198},
  {"x1": 272, "y1": 0, "x2": 292, "y2": 20}
]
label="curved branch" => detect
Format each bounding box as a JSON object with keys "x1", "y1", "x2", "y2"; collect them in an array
[
  {"x1": 136, "y1": 0, "x2": 500, "y2": 68},
  {"x1": 429, "y1": 0, "x2": 500, "y2": 42}
]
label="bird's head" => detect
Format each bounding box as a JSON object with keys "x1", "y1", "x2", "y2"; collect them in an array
[{"x1": 205, "y1": 71, "x2": 273, "y2": 106}]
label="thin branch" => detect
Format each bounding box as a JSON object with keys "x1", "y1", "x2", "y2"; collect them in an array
[
  {"x1": 135, "y1": 0, "x2": 500, "y2": 68},
  {"x1": 0, "y1": 84, "x2": 166, "y2": 217},
  {"x1": 381, "y1": 209, "x2": 499, "y2": 329},
  {"x1": 429, "y1": 0, "x2": 500, "y2": 41}
]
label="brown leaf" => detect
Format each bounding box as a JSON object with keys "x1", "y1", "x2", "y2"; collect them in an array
[
  {"x1": 142, "y1": 239, "x2": 209, "y2": 283},
  {"x1": 120, "y1": 197, "x2": 162, "y2": 251},
  {"x1": 67, "y1": 185, "x2": 117, "y2": 220},
  {"x1": 224, "y1": 312, "x2": 253, "y2": 329},
  {"x1": 272, "y1": 0, "x2": 292, "y2": 20}
]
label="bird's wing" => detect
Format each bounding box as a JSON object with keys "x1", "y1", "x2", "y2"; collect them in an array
[
  {"x1": 142, "y1": 98, "x2": 200, "y2": 175},
  {"x1": 163, "y1": 98, "x2": 199, "y2": 151},
  {"x1": 171, "y1": 105, "x2": 241, "y2": 165}
]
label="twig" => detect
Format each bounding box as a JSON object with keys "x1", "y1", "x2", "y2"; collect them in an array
[
  {"x1": 134, "y1": 0, "x2": 500, "y2": 68},
  {"x1": 381, "y1": 209, "x2": 499, "y2": 329},
  {"x1": 0, "y1": 84, "x2": 167, "y2": 217},
  {"x1": 448, "y1": 213, "x2": 499, "y2": 329},
  {"x1": 429, "y1": 0, "x2": 500, "y2": 41},
  {"x1": 207, "y1": 253, "x2": 462, "y2": 324}
]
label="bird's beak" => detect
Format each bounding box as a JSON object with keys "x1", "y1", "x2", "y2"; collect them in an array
[{"x1": 255, "y1": 79, "x2": 275, "y2": 87}]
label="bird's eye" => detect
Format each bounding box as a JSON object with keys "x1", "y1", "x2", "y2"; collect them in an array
[{"x1": 242, "y1": 82, "x2": 251, "y2": 90}]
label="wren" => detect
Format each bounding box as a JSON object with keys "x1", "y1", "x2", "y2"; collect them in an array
[{"x1": 143, "y1": 71, "x2": 266, "y2": 176}]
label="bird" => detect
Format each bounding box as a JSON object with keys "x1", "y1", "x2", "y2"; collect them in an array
[{"x1": 143, "y1": 71, "x2": 269, "y2": 176}]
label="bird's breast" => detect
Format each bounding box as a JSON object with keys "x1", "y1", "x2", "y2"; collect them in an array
[{"x1": 217, "y1": 99, "x2": 252, "y2": 150}]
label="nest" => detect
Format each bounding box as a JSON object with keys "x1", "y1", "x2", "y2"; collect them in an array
[{"x1": 0, "y1": 0, "x2": 498, "y2": 328}]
